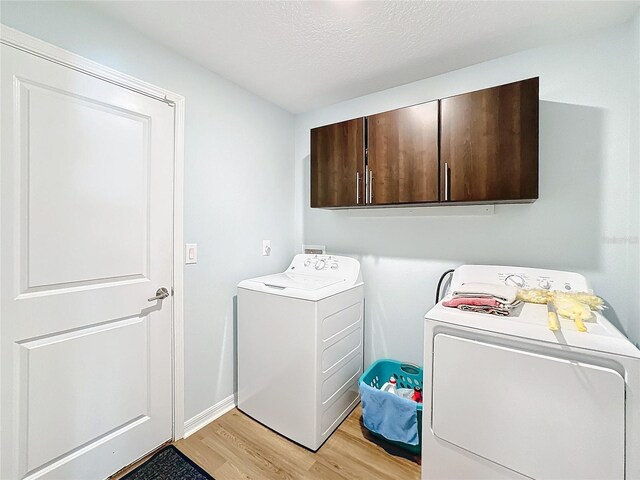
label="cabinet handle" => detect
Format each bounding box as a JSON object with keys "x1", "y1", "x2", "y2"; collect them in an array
[
  {"x1": 365, "y1": 167, "x2": 371, "y2": 204},
  {"x1": 356, "y1": 172, "x2": 360, "y2": 204},
  {"x1": 364, "y1": 166, "x2": 369, "y2": 204},
  {"x1": 369, "y1": 170, "x2": 374, "y2": 203},
  {"x1": 444, "y1": 162, "x2": 449, "y2": 201}
]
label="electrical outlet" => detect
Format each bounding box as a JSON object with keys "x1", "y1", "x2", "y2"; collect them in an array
[{"x1": 262, "y1": 240, "x2": 271, "y2": 256}]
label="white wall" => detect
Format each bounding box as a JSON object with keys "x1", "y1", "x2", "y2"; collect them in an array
[
  {"x1": 3, "y1": 1, "x2": 638, "y2": 425},
  {"x1": 295, "y1": 18, "x2": 640, "y2": 366},
  {"x1": 0, "y1": 1, "x2": 296, "y2": 421},
  {"x1": 631, "y1": 10, "x2": 640, "y2": 343}
]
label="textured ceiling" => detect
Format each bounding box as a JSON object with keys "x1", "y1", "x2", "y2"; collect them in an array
[{"x1": 92, "y1": 1, "x2": 639, "y2": 113}]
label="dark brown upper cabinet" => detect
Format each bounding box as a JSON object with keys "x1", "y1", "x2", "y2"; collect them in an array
[
  {"x1": 440, "y1": 77, "x2": 539, "y2": 203},
  {"x1": 367, "y1": 101, "x2": 439, "y2": 205},
  {"x1": 310, "y1": 77, "x2": 539, "y2": 208},
  {"x1": 310, "y1": 118, "x2": 365, "y2": 208}
]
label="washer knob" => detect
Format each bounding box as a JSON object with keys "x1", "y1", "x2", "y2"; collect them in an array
[
  {"x1": 315, "y1": 259, "x2": 326, "y2": 270},
  {"x1": 331, "y1": 263, "x2": 338, "y2": 269},
  {"x1": 538, "y1": 279, "x2": 551, "y2": 290}
]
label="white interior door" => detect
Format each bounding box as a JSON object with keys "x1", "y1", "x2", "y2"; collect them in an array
[{"x1": 1, "y1": 42, "x2": 175, "y2": 479}]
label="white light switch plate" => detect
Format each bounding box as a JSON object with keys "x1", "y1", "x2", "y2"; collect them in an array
[
  {"x1": 262, "y1": 240, "x2": 271, "y2": 256},
  {"x1": 185, "y1": 243, "x2": 197, "y2": 264}
]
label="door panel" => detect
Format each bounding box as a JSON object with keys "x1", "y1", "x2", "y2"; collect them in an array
[
  {"x1": 310, "y1": 118, "x2": 364, "y2": 208},
  {"x1": 368, "y1": 101, "x2": 439, "y2": 204},
  {"x1": 22, "y1": 319, "x2": 148, "y2": 472},
  {"x1": 440, "y1": 77, "x2": 539, "y2": 202},
  {"x1": 432, "y1": 334, "x2": 625, "y2": 480},
  {"x1": 1, "y1": 43, "x2": 174, "y2": 479},
  {"x1": 22, "y1": 80, "x2": 149, "y2": 290}
]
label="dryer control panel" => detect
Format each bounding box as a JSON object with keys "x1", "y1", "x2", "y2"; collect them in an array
[{"x1": 450, "y1": 265, "x2": 589, "y2": 293}]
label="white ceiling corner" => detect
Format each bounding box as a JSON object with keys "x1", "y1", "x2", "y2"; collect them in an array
[{"x1": 92, "y1": 1, "x2": 640, "y2": 113}]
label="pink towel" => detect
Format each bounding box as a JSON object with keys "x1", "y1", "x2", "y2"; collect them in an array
[
  {"x1": 442, "y1": 296, "x2": 513, "y2": 316},
  {"x1": 443, "y1": 297, "x2": 500, "y2": 308}
]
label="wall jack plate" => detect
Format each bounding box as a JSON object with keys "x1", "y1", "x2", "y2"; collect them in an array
[{"x1": 303, "y1": 244, "x2": 326, "y2": 255}]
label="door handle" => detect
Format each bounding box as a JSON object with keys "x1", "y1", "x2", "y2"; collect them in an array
[{"x1": 148, "y1": 287, "x2": 170, "y2": 302}]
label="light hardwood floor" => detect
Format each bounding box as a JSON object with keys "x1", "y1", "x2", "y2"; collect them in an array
[{"x1": 174, "y1": 405, "x2": 421, "y2": 479}]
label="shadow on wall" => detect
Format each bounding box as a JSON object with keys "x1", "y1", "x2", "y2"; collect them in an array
[
  {"x1": 303, "y1": 100, "x2": 604, "y2": 270},
  {"x1": 233, "y1": 295, "x2": 238, "y2": 403},
  {"x1": 602, "y1": 299, "x2": 628, "y2": 339},
  {"x1": 302, "y1": 101, "x2": 608, "y2": 364}
]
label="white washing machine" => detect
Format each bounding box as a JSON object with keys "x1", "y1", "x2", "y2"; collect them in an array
[
  {"x1": 237, "y1": 254, "x2": 364, "y2": 451},
  {"x1": 423, "y1": 265, "x2": 640, "y2": 480}
]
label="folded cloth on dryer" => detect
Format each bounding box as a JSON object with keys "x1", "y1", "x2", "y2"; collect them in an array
[
  {"x1": 359, "y1": 382, "x2": 419, "y2": 446},
  {"x1": 444, "y1": 283, "x2": 521, "y2": 316},
  {"x1": 442, "y1": 297, "x2": 500, "y2": 308},
  {"x1": 447, "y1": 300, "x2": 520, "y2": 316},
  {"x1": 457, "y1": 304, "x2": 512, "y2": 316},
  {"x1": 452, "y1": 282, "x2": 518, "y2": 304}
]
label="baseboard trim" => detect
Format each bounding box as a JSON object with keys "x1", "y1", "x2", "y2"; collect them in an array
[{"x1": 183, "y1": 394, "x2": 236, "y2": 438}]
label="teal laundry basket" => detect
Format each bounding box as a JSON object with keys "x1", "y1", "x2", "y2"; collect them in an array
[{"x1": 359, "y1": 359, "x2": 424, "y2": 455}]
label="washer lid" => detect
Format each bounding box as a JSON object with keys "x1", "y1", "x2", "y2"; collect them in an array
[
  {"x1": 250, "y1": 272, "x2": 344, "y2": 291},
  {"x1": 238, "y1": 254, "x2": 363, "y2": 301}
]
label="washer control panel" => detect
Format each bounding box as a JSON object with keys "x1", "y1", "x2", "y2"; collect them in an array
[
  {"x1": 451, "y1": 265, "x2": 589, "y2": 293},
  {"x1": 301, "y1": 254, "x2": 339, "y2": 271},
  {"x1": 285, "y1": 254, "x2": 362, "y2": 283},
  {"x1": 284, "y1": 253, "x2": 362, "y2": 283}
]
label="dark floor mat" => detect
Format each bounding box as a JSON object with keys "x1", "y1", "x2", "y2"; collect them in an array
[{"x1": 120, "y1": 445, "x2": 214, "y2": 480}]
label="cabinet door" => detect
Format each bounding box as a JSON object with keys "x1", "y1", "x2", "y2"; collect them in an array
[
  {"x1": 310, "y1": 118, "x2": 364, "y2": 208},
  {"x1": 441, "y1": 77, "x2": 539, "y2": 202},
  {"x1": 367, "y1": 101, "x2": 439, "y2": 205}
]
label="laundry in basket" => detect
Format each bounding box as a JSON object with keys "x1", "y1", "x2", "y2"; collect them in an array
[
  {"x1": 359, "y1": 382, "x2": 419, "y2": 446},
  {"x1": 359, "y1": 359, "x2": 424, "y2": 454}
]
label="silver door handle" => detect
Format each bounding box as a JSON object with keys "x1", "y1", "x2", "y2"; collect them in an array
[
  {"x1": 369, "y1": 170, "x2": 374, "y2": 203},
  {"x1": 148, "y1": 287, "x2": 170, "y2": 302},
  {"x1": 356, "y1": 171, "x2": 360, "y2": 204}
]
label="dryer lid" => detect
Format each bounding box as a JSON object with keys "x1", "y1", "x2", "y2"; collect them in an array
[{"x1": 251, "y1": 272, "x2": 344, "y2": 291}]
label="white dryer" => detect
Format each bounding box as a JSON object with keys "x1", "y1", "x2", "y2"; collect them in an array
[
  {"x1": 238, "y1": 254, "x2": 364, "y2": 451},
  {"x1": 423, "y1": 265, "x2": 640, "y2": 480}
]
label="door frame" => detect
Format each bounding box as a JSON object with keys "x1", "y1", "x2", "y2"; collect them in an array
[{"x1": 0, "y1": 25, "x2": 187, "y2": 442}]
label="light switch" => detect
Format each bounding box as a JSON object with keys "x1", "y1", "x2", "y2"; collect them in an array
[
  {"x1": 262, "y1": 240, "x2": 271, "y2": 256},
  {"x1": 185, "y1": 243, "x2": 197, "y2": 264}
]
